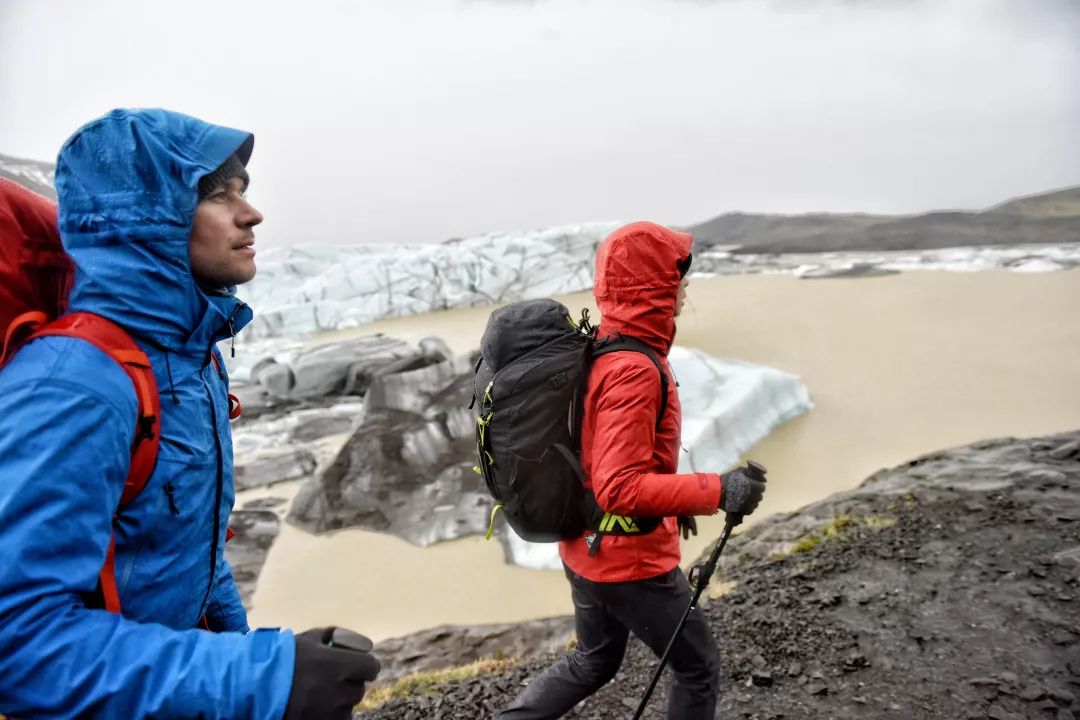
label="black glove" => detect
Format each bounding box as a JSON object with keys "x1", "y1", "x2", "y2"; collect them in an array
[
  {"x1": 719, "y1": 465, "x2": 766, "y2": 520},
  {"x1": 677, "y1": 515, "x2": 697, "y2": 540},
  {"x1": 285, "y1": 627, "x2": 381, "y2": 720}
]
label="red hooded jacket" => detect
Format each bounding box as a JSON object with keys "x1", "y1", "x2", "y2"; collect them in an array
[{"x1": 560, "y1": 222, "x2": 723, "y2": 582}]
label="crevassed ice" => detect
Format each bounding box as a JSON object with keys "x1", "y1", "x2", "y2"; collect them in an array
[
  {"x1": 237, "y1": 223, "x2": 616, "y2": 341},
  {"x1": 238, "y1": 223, "x2": 1079, "y2": 342}
]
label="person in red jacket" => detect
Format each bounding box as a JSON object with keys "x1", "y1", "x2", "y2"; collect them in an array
[{"x1": 496, "y1": 221, "x2": 767, "y2": 719}]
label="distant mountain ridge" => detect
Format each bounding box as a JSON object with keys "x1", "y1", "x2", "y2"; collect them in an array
[
  {"x1": 2, "y1": 150, "x2": 1076, "y2": 252},
  {"x1": 687, "y1": 186, "x2": 1080, "y2": 253}
]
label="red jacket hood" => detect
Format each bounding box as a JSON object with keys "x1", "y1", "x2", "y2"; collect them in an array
[{"x1": 593, "y1": 221, "x2": 693, "y2": 356}]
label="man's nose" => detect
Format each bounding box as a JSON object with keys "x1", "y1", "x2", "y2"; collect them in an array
[{"x1": 238, "y1": 198, "x2": 264, "y2": 228}]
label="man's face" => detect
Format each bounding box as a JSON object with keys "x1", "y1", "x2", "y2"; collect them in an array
[
  {"x1": 675, "y1": 278, "x2": 689, "y2": 317},
  {"x1": 189, "y1": 176, "x2": 263, "y2": 288}
]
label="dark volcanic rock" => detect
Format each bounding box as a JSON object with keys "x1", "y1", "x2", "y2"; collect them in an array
[
  {"x1": 257, "y1": 335, "x2": 419, "y2": 400},
  {"x1": 223, "y1": 509, "x2": 281, "y2": 608},
  {"x1": 374, "y1": 617, "x2": 576, "y2": 683},
  {"x1": 288, "y1": 355, "x2": 490, "y2": 545},
  {"x1": 796, "y1": 262, "x2": 900, "y2": 279},
  {"x1": 231, "y1": 337, "x2": 459, "y2": 491},
  {"x1": 234, "y1": 447, "x2": 317, "y2": 490},
  {"x1": 231, "y1": 335, "x2": 422, "y2": 422},
  {"x1": 242, "y1": 496, "x2": 288, "y2": 510},
  {"x1": 361, "y1": 431, "x2": 1080, "y2": 719}
]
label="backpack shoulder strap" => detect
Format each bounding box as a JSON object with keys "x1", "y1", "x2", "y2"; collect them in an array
[
  {"x1": 592, "y1": 335, "x2": 669, "y2": 432},
  {"x1": 581, "y1": 335, "x2": 669, "y2": 552},
  {"x1": 33, "y1": 312, "x2": 161, "y2": 506},
  {"x1": 31, "y1": 312, "x2": 161, "y2": 614}
]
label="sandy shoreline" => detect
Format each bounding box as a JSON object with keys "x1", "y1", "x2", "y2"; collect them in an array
[{"x1": 247, "y1": 269, "x2": 1080, "y2": 641}]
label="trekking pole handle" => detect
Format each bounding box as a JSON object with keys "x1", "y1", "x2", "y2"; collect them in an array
[
  {"x1": 723, "y1": 460, "x2": 768, "y2": 529},
  {"x1": 697, "y1": 461, "x2": 766, "y2": 585},
  {"x1": 327, "y1": 628, "x2": 374, "y2": 653}
]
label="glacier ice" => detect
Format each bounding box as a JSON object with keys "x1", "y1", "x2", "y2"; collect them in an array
[
  {"x1": 238, "y1": 223, "x2": 615, "y2": 341},
  {"x1": 237, "y1": 224, "x2": 1080, "y2": 343}
]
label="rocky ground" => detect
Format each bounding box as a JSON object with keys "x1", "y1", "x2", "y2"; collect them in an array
[{"x1": 362, "y1": 431, "x2": 1080, "y2": 719}]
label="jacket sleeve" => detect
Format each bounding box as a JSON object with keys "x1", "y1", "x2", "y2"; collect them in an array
[
  {"x1": 0, "y1": 355, "x2": 294, "y2": 720},
  {"x1": 204, "y1": 557, "x2": 250, "y2": 633},
  {"x1": 588, "y1": 358, "x2": 722, "y2": 518}
]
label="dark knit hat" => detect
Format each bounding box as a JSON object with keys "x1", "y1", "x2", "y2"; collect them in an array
[
  {"x1": 197, "y1": 154, "x2": 249, "y2": 200},
  {"x1": 676, "y1": 252, "x2": 693, "y2": 278}
]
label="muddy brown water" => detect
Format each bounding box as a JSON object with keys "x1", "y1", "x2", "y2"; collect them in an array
[{"x1": 245, "y1": 270, "x2": 1080, "y2": 642}]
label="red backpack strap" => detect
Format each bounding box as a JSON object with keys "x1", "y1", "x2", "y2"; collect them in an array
[
  {"x1": 31, "y1": 311, "x2": 161, "y2": 614},
  {"x1": 2, "y1": 311, "x2": 49, "y2": 365}
]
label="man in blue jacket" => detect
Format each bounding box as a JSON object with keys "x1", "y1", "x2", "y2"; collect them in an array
[{"x1": 0, "y1": 109, "x2": 378, "y2": 719}]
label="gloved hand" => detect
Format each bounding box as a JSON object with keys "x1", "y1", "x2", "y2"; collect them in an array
[
  {"x1": 285, "y1": 627, "x2": 382, "y2": 720},
  {"x1": 719, "y1": 465, "x2": 766, "y2": 521},
  {"x1": 677, "y1": 515, "x2": 697, "y2": 540}
]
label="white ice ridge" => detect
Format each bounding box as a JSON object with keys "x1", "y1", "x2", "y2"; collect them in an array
[
  {"x1": 0, "y1": 156, "x2": 54, "y2": 193},
  {"x1": 710, "y1": 243, "x2": 1080, "y2": 277},
  {"x1": 504, "y1": 346, "x2": 813, "y2": 571},
  {"x1": 239, "y1": 227, "x2": 1080, "y2": 342},
  {"x1": 238, "y1": 223, "x2": 617, "y2": 341}
]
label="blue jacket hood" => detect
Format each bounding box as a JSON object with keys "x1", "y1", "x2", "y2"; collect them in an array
[{"x1": 55, "y1": 108, "x2": 255, "y2": 354}]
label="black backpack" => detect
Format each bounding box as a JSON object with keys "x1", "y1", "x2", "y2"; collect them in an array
[{"x1": 472, "y1": 298, "x2": 668, "y2": 554}]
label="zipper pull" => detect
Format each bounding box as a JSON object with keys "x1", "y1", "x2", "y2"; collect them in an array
[{"x1": 164, "y1": 482, "x2": 180, "y2": 515}]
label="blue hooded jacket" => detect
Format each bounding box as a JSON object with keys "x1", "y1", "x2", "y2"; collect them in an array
[{"x1": 0, "y1": 109, "x2": 295, "y2": 719}]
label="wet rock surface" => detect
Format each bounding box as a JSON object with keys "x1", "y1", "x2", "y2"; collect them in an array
[
  {"x1": 230, "y1": 335, "x2": 453, "y2": 492},
  {"x1": 227, "y1": 335, "x2": 417, "y2": 421},
  {"x1": 361, "y1": 430, "x2": 1080, "y2": 719},
  {"x1": 287, "y1": 354, "x2": 491, "y2": 546},
  {"x1": 374, "y1": 617, "x2": 576, "y2": 684},
  {"x1": 223, "y1": 508, "x2": 281, "y2": 608}
]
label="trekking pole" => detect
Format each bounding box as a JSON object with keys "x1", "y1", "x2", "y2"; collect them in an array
[{"x1": 631, "y1": 461, "x2": 767, "y2": 720}]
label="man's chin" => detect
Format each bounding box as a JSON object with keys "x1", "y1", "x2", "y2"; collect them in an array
[
  {"x1": 195, "y1": 263, "x2": 257, "y2": 290},
  {"x1": 233, "y1": 265, "x2": 257, "y2": 286},
  {"x1": 232, "y1": 269, "x2": 257, "y2": 287},
  {"x1": 228, "y1": 256, "x2": 258, "y2": 285}
]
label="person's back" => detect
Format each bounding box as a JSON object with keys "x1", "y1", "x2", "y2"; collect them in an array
[
  {"x1": 498, "y1": 221, "x2": 767, "y2": 720},
  {"x1": 0, "y1": 109, "x2": 378, "y2": 719}
]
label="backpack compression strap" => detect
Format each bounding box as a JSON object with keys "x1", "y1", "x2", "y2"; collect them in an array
[
  {"x1": 31, "y1": 312, "x2": 161, "y2": 613},
  {"x1": 581, "y1": 335, "x2": 671, "y2": 555}
]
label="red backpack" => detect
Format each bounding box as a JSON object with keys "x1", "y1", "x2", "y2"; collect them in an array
[{"x1": 0, "y1": 177, "x2": 160, "y2": 614}]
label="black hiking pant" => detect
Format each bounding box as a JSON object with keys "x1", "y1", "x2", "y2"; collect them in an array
[{"x1": 496, "y1": 565, "x2": 720, "y2": 719}]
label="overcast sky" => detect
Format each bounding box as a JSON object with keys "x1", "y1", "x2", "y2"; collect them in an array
[{"x1": 2, "y1": 0, "x2": 1078, "y2": 246}]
